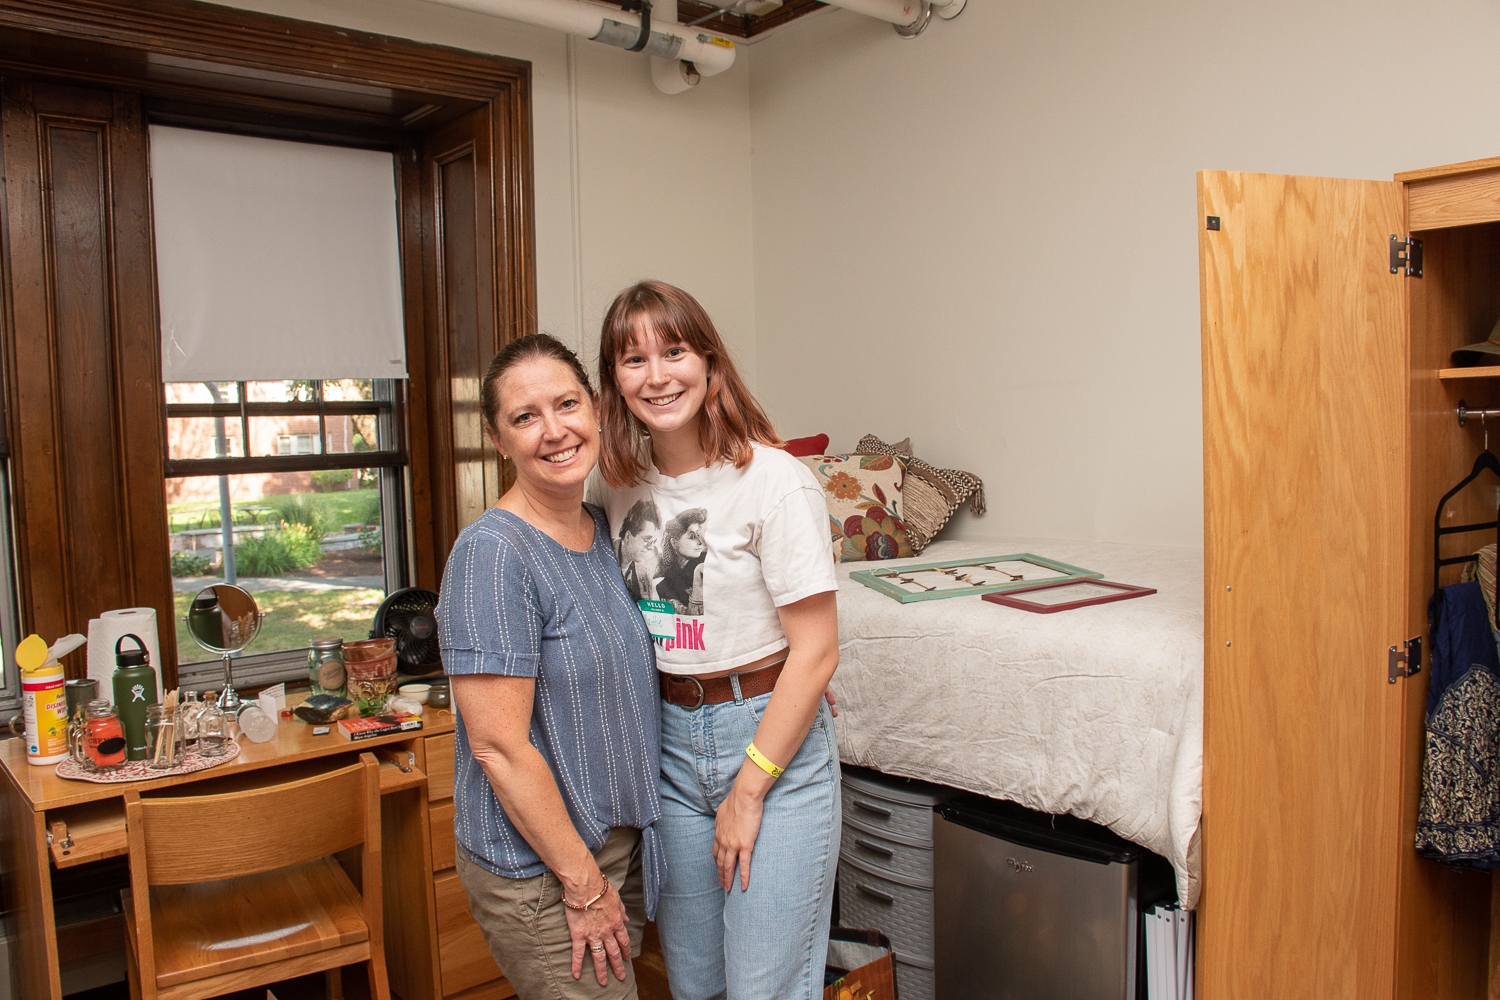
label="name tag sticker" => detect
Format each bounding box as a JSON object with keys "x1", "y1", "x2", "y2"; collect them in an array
[{"x1": 638, "y1": 599, "x2": 675, "y2": 641}]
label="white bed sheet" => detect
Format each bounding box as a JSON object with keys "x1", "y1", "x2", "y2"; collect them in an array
[{"x1": 830, "y1": 538, "x2": 1204, "y2": 908}]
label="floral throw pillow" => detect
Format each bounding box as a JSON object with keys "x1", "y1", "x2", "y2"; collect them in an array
[{"x1": 798, "y1": 454, "x2": 914, "y2": 562}]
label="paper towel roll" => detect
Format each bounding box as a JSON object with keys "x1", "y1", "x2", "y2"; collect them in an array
[{"x1": 86, "y1": 608, "x2": 163, "y2": 693}]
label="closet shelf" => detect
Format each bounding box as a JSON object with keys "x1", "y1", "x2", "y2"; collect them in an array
[{"x1": 1439, "y1": 366, "x2": 1500, "y2": 380}]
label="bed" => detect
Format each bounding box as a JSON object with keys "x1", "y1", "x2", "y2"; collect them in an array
[{"x1": 828, "y1": 538, "x2": 1204, "y2": 909}]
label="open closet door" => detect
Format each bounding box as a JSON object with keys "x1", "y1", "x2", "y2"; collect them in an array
[{"x1": 1199, "y1": 171, "x2": 1408, "y2": 999}]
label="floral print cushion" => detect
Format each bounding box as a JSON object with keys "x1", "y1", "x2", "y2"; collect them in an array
[{"x1": 798, "y1": 454, "x2": 914, "y2": 563}]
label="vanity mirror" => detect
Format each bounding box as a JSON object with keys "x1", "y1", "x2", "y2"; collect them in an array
[{"x1": 183, "y1": 584, "x2": 265, "y2": 714}]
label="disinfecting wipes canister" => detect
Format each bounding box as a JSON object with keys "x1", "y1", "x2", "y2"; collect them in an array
[{"x1": 22, "y1": 662, "x2": 67, "y2": 765}]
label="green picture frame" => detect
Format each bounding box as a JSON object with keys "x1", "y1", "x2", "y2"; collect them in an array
[{"x1": 848, "y1": 553, "x2": 1103, "y2": 603}]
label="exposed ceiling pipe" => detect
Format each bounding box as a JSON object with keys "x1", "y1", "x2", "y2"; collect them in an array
[
  {"x1": 423, "y1": 0, "x2": 737, "y2": 75},
  {"x1": 650, "y1": 0, "x2": 701, "y2": 94},
  {"x1": 828, "y1": 0, "x2": 925, "y2": 26},
  {"x1": 831, "y1": 0, "x2": 966, "y2": 35}
]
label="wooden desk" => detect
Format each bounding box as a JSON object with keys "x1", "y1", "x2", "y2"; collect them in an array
[{"x1": 0, "y1": 704, "x2": 513, "y2": 1000}]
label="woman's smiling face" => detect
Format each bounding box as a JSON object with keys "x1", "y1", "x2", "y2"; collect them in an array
[
  {"x1": 613, "y1": 324, "x2": 708, "y2": 442},
  {"x1": 487, "y1": 357, "x2": 599, "y2": 495}
]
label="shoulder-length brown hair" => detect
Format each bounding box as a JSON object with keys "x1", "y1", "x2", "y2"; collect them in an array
[{"x1": 597, "y1": 280, "x2": 782, "y2": 488}]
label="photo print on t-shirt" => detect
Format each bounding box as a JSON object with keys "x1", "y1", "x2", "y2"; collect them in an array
[
  {"x1": 613, "y1": 498, "x2": 663, "y2": 603},
  {"x1": 658, "y1": 507, "x2": 707, "y2": 616},
  {"x1": 613, "y1": 500, "x2": 709, "y2": 651}
]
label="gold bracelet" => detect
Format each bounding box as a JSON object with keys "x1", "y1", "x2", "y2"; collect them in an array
[
  {"x1": 745, "y1": 742, "x2": 784, "y2": 778},
  {"x1": 562, "y1": 875, "x2": 610, "y2": 911}
]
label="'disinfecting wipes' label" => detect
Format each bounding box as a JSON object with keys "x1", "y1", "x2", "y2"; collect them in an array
[{"x1": 637, "y1": 599, "x2": 675, "y2": 642}]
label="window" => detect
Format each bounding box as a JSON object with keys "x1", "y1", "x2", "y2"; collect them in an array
[
  {"x1": 277, "y1": 434, "x2": 319, "y2": 456},
  {"x1": 151, "y1": 125, "x2": 411, "y2": 692},
  {"x1": 165, "y1": 377, "x2": 409, "y2": 690}
]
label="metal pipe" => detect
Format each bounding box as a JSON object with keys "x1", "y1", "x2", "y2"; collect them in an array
[
  {"x1": 651, "y1": 0, "x2": 701, "y2": 95},
  {"x1": 421, "y1": 0, "x2": 737, "y2": 75}
]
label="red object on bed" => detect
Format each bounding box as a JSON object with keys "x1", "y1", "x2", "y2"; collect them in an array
[{"x1": 783, "y1": 433, "x2": 830, "y2": 457}]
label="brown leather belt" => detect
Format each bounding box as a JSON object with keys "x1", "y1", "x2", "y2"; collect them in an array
[{"x1": 660, "y1": 661, "x2": 785, "y2": 709}]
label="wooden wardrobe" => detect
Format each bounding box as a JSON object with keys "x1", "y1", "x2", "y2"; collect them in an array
[{"x1": 1199, "y1": 159, "x2": 1500, "y2": 999}]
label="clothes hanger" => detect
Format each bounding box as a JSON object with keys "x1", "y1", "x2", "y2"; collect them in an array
[{"x1": 1433, "y1": 410, "x2": 1500, "y2": 618}]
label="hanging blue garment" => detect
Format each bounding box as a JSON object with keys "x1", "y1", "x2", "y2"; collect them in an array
[{"x1": 1416, "y1": 581, "x2": 1500, "y2": 868}]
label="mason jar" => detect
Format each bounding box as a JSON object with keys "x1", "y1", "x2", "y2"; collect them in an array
[{"x1": 307, "y1": 637, "x2": 346, "y2": 698}]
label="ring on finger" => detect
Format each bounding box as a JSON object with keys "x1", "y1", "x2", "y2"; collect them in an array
[{"x1": 590, "y1": 943, "x2": 606, "y2": 954}]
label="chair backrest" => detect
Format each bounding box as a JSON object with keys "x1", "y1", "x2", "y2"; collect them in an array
[
  {"x1": 123, "y1": 752, "x2": 384, "y2": 996},
  {"x1": 125, "y1": 753, "x2": 379, "y2": 885}
]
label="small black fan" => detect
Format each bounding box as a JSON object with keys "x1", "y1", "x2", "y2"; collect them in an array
[{"x1": 371, "y1": 587, "x2": 442, "y2": 673}]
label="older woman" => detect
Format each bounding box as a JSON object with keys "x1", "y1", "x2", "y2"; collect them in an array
[{"x1": 437, "y1": 334, "x2": 662, "y2": 999}]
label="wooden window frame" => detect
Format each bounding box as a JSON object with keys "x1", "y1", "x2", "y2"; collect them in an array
[{"x1": 0, "y1": 0, "x2": 534, "y2": 689}]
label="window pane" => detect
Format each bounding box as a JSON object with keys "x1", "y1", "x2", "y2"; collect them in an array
[
  {"x1": 246, "y1": 380, "x2": 313, "y2": 404},
  {"x1": 324, "y1": 414, "x2": 380, "y2": 455},
  {"x1": 167, "y1": 417, "x2": 243, "y2": 460},
  {"x1": 323, "y1": 378, "x2": 374, "y2": 402},
  {"x1": 167, "y1": 471, "x2": 388, "y2": 665},
  {"x1": 247, "y1": 417, "x2": 320, "y2": 459},
  {"x1": 165, "y1": 381, "x2": 239, "y2": 405}
]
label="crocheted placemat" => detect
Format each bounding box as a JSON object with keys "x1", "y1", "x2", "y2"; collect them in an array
[{"x1": 55, "y1": 742, "x2": 242, "y2": 783}]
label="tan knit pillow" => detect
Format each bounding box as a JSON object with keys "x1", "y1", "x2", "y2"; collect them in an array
[{"x1": 854, "y1": 434, "x2": 985, "y2": 552}]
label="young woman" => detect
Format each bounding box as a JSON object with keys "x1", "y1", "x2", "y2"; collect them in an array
[
  {"x1": 593, "y1": 280, "x2": 841, "y2": 1000},
  {"x1": 437, "y1": 334, "x2": 663, "y2": 1000}
]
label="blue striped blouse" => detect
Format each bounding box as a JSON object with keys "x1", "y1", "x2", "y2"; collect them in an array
[{"x1": 437, "y1": 503, "x2": 663, "y2": 916}]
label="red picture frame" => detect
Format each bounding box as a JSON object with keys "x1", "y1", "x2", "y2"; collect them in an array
[{"x1": 981, "y1": 579, "x2": 1158, "y2": 614}]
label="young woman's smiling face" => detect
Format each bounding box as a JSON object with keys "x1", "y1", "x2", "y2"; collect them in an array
[
  {"x1": 487, "y1": 357, "x2": 598, "y2": 494},
  {"x1": 613, "y1": 324, "x2": 708, "y2": 443}
]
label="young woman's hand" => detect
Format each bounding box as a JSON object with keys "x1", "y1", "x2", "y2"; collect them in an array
[
  {"x1": 563, "y1": 881, "x2": 632, "y2": 985},
  {"x1": 713, "y1": 777, "x2": 769, "y2": 891}
]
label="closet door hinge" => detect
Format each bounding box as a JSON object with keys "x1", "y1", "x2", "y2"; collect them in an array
[
  {"x1": 1390, "y1": 235, "x2": 1423, "y2": 277},
  {"x1": 1388, "y1": 636, "x2": 1423, "y2": 684}
]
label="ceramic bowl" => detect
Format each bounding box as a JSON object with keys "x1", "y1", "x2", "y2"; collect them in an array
[{"x1": 398, "y1": 683, "x2": 431, "y2": 705}]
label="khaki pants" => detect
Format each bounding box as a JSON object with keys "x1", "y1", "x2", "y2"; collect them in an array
[{"x1": 456, "y1": 827, "x2": 646, "y2": 1000}]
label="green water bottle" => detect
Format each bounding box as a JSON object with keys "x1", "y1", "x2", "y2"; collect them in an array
[{"x1": 111, "y1": 633, "x2": 158, "y2": 762}]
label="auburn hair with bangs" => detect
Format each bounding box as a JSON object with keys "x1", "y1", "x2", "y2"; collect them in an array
[{"x1": 597, "y1": 280, "x2": 782, "y2": 488}]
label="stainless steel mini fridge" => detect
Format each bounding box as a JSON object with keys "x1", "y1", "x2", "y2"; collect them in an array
[{"x1": 933, "y1": 795, "x2": 1140, "y2": 1000}]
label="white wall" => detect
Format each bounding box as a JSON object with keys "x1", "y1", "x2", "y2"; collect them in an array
[
  {"x1": 211, "y1": 0, "x2": 759, "y2": 381},
  {"x1": 747, "y1": 0, "x2": 1500, "y2": 548}
]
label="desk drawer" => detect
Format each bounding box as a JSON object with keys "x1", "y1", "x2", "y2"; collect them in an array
[
  {"x1": 431, "y1": 799, "x2": 456, "y2": 872},
  {"x1": 427, "y1": 733, "x2": 456, "y2": 801},
  {"x1": 435, "y1": 869, "x2": 505, "y2": 996}
]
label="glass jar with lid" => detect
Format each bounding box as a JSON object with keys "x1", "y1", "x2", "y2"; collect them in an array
[
  {"x1": 307, "y1": 637, "x2": 346, "y2": 698},
  {"x1": 83, "y1": 700, "x2": 126, "y2": 772}
]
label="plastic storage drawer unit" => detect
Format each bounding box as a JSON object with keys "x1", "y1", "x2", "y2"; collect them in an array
[{"x1": 838, "y1": 767, "x2": 949, "y2": 1000}]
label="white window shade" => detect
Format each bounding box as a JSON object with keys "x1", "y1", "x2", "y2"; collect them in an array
[{"x1": 150, "y1": 126, "x2": 407, "y2": 383}]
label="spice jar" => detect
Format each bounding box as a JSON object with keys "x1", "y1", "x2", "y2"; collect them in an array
[
  {"x1": 83, "y1": 700, "x2": 126, "y2": 772},
  {"x1": 307, "y1": 637, "x2": 346, "y2": 698}
]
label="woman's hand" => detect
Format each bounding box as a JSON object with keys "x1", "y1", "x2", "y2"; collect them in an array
[
  {"x1": 713, "y1": 778, "x2": 768, "y2": 891},
  {"x1": 564, "y1": 880, "x2": 632, "y2": 985}
]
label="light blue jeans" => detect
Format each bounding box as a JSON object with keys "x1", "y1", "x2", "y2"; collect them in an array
[{"x1": 655, "y1": 686, "x2": 841, "y2": 1000}]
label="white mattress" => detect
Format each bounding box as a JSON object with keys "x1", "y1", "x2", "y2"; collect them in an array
[{"x1": 830, "y1": 539, "x2": 1204, "y2": 909}]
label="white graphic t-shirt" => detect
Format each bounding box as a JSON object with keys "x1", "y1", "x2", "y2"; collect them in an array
[{"x1": 592, "y1": 443, "x2": 838, "y2": 675}]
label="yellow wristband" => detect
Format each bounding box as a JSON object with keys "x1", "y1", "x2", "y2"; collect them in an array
[{"x1": 745, "y1": 743, "x2": 784, "y2": 778}]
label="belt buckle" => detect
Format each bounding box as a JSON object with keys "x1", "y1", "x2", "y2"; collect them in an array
[{"x1": 669, "y1": 675, "x2": 705, "y2": 710}]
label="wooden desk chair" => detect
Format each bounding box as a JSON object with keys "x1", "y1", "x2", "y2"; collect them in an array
[{"x1": 121, "y1": 753, "x2": 389, "y2": 1000}]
